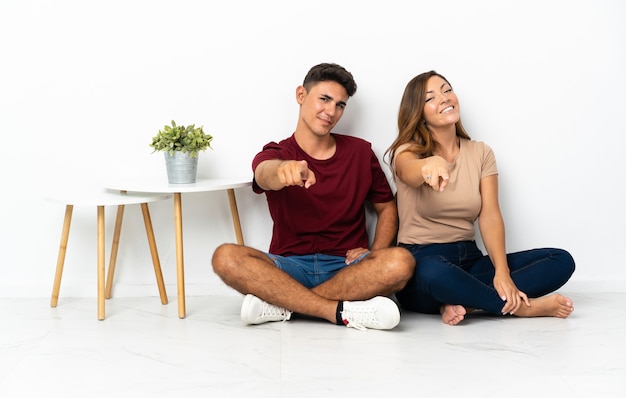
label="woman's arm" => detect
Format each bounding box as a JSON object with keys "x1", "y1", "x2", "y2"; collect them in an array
[
  {"x1": 478, "y1": 175, "x2": 529, "y2": 314},
  {"x1": 394, "y1": 150, "x2": 450, "y2": 191}
]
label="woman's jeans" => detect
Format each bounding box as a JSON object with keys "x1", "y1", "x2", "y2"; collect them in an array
[{"x1": 396, "y1": 240, "x2": 575, "y2": 315}]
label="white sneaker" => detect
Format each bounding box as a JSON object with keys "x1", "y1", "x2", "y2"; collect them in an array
[
  {"x1": 341, "y1": 296, "x2": 400, "y2": 331},
  {"x1": 240, "y1": 294, "x2": 292, "y2": 325}
]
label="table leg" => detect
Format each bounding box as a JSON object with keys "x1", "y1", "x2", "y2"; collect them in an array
[
  {"x1": 227, "y1": 188, "x2": 245, "y2": 245},
  {"x1": 174, "y1": 192, "x2": 186, "y2": 318},
  {"x1": 141, "y1": 203, "x2": 168, "y2": 305},
  {"x1": 97, "y1": 205, "x2": 105, "y2": 320},
  {"x1": 50, "y1": 205, "x2": 73, "y2": 308},
  {"x1": 105, "y1": 205, "x2": 125, "y2": 299}
]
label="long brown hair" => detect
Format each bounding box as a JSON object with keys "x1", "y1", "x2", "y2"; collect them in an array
[{"x1": 385, "y1": 71, "x2": 471, "y2": 169}]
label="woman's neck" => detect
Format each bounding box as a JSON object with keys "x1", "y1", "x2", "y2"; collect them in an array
[{"x1": 431, "y1": 128, "x2": 460, "y2": 162}]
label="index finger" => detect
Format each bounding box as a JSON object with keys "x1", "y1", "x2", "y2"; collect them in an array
[
  {"x1": 425, "y1": 170, "x2": 450, "y2": 191},
  {"x1": 298, "y1": 160, "x2": 316, "y2": 188},
  {"x1": 438, "y1": 174, "x2": 450, "y2": 191}
]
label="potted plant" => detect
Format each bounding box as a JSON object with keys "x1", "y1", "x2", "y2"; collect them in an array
[{"x1": 150, "y1": 120, "x2": 213, "y2": 184}]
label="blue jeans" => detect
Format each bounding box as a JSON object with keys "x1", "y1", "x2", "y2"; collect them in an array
[
  {"x1": 396, "y1": 241, "x2": 575, "y2": 315},
  {"x1": 266, "y1": 252, "x2": 370, "y2": 289}
]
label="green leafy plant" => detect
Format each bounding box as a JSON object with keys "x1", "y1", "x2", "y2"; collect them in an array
[{"x1": 150, "y1": 120, "x2": 213, "y2": 158}]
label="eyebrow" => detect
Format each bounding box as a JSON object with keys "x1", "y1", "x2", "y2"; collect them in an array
[
  {"x1": 321, "y1": 93, "x2": 347, "y2": 107},
  {"x1": 426, "y1": 83, "x2": 449, "y2": 94}
]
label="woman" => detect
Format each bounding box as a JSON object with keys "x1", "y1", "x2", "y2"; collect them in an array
[{"x1": 385, "y1": 71, "x2": 575, "y2": 325}]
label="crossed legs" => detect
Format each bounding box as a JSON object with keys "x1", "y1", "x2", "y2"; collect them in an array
[
  {"x1": 211, "y1": 243, "x2": 415, "y2": 324},
  {"x1": 397, "y1": 242, "x2": 575, "y2": 325}
]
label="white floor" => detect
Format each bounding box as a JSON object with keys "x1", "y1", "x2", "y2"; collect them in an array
[{"x1": 1, "y1": 291, "x2": 625, "y2": 397}]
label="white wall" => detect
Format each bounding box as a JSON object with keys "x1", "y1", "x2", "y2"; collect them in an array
[{"x1": 1, "y1": 0, "x2": 624, "y2": 298}]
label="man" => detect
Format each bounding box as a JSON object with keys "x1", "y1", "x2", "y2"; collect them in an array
[{"x1": 212, "y1": 63, "x2": 415, "y2": 330}]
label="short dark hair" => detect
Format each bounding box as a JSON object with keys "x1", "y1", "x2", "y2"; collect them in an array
[{"x1": 302, "y1": 63, "x2": 357, "y2": 97}]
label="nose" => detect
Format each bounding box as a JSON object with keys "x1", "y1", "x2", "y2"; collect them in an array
[{"x1": 324, "y1": 102, "x2": 336, "y2": 117}]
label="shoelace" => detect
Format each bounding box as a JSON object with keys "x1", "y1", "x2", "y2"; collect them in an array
[
  {"x1": 260, "y1": 302, "x2": 292, "y2": 322},
  {"x1": 341, "y1": 307, "x2": 378, "y2": 331}
]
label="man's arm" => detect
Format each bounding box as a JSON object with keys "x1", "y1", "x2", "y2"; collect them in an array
[
  {"x1": 255, "y1": 159, "x2": 317, "y2": 191},
  {"x1": 369, "y1": 199, "x2": 399, "y2": 250}
]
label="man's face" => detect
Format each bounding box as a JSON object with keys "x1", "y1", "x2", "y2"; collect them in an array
[{"x1": 297, "y1": 80, "x2": 349, "y2": 137}]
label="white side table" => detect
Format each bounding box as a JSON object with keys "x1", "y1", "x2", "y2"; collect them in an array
[
  {"x1": 46, "y1": 188, "x2": 172, "y2": 320},
  {"x1": 106, "y1": 177, "x2": 252, "y2": 319}
]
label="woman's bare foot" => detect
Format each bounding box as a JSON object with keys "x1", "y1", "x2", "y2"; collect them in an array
[
  {"x1": 440, "y1": 304, "x2": 467, "y2": 325},
  {"x1": 512, "y1": 294, "x2": 574, "y2": 318}
]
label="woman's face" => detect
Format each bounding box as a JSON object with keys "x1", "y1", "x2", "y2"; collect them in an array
[{"x1": 422, "y1": 75, "x2": 460, "y2": 129}]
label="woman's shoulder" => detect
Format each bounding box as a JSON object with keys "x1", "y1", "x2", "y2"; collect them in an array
[
  {"x1": 461, "y1": 139, "x2": 497, "y2": 170},
  {"x1": 394, "y1": 142, "x2": 416, "y2": 156},
  {"x1": 462, "y1": 138, "x2": 493, "y2": 153}
]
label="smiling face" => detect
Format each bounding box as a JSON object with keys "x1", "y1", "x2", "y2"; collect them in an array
[
  {"x1": 423, "y1": 75, "x2": 460, "y2": 129},
  {"x1": 296, "y1": 80, "x2": 348, "y2": 138}
]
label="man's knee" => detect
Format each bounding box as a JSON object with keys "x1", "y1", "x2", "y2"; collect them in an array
[
  {"x1": 390, "y1": 247, "x2": 416, "y2": 277},
  {"x1": 369, "y1": 247, "x2": 415, "y2": 289},
  {"x1": 211, "y1": 243, "x2": 241, "y2": 275}
]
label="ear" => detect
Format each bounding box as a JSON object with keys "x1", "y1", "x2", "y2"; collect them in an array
[{"x1": 296, "y1": 86, "x2": 307, "y2": 104}]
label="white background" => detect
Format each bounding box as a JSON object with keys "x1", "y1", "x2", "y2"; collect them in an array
[{"x1": 1, "y1": 0, "x2": 624, "y2": 297}]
